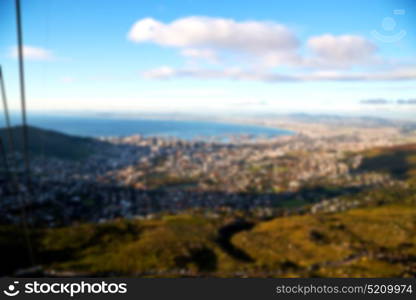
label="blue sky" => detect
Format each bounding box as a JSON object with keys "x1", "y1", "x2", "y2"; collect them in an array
[{"x1": 0, "y1": 0, "x2": 415, "y2": 118}]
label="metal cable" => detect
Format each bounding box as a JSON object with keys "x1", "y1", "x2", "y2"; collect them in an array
[
  {"x1": 0, "y1": 66, "x2": 16, "y2": 155},
  {"x1": 0, "y1": 137, "x2": 10, "y2": 177},
  {"x1": 15, "y1": 0, "x2": 31, "y2": 184},
  {"x1": 15, "y1": 0, "x2": 35, "y2": 268}
]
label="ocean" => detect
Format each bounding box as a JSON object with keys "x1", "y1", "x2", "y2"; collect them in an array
[{"x1": 1, "y1": 114, "x2": 292, "y2": 140}]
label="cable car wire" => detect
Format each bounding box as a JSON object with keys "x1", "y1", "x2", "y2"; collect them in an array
[
  {"x1": 0, "y1": 66, "x2": 16, "y2": 156},
  {"x1": 14, "y1": 0, "x2": 35, "y2": 267},
  {"x1": 15, "y1": 0, "x2": 31, "y2": 186}
]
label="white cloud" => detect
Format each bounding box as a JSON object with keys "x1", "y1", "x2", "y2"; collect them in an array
[
  {"x1": 128, "y1": 17, "x2": 386, "y2": 70},
  {"x1": 143, "y1": 66, "x2": 268, "y2": 81},
  {"x1": 142, "y1": 66, "x2": 416, "y2": 82},
  {"x1": 130, "y1": 16, "x2": 414, "y2": 82},
  {"x1": 128, "y1": 17, "x2": 299, "y2": 54},
  {"x1": 10, "y1": 45, "x2": 53, "y2": 61},
  {"x1": 306, "y1": 34, "x2": 378, "y2": 68},
  {"x1": 128, "y1": 16, "x2": 299, "y2": 67},
  {"x1": 180, "y1": 48, "x2": 218, "y2": 63}
]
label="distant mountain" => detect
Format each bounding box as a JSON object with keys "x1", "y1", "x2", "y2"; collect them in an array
[
  {"x1": 286, "y1": 113, "x2": 399, "y2": 127},
  {"x1": 0, "y1": 125, "x2": 97, "y2": 160}
]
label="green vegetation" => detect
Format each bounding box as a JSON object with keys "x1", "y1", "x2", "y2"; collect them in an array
[
  {"x1": 0, "y1": 215, "x2": 237, "y2": 276},
  {"x1": 2, "y1": 195, "x2": 415, "y2": 277},
  {"x1": 234, "y1": 204, "x2": 416, "y2": 277},
  {"x1": 359, "y1": 144, "x2": 416, "y2": 180},
  {"x1": 0, "y1": 126, "x2": 96, "y2": 160}
]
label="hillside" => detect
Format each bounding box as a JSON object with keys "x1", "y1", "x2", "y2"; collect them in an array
[
  {"x1": 233, "y1": 203, "x2": 416, "y2": 277},
  {"x1": 0, "y1": 125, "x2": 97, "y2": 160},
  {"x1": 2, "y1": 184, "x2": 415, "y2": 277},
  {"x1": 358, "y1": 144, "x2": 416, "y2": 180}
]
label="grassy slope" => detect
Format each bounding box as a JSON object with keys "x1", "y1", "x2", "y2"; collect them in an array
[
  {"x1": 233, "y1": 204, "x2": 416, "y2": 277},
  {"x1": 2, "y1": 201, "x2": 414, "y2": 277},
  {"x1": 37, "y1": 215, "x2": 237, "y2": 276}
]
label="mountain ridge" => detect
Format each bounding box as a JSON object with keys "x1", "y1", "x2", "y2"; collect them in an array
[{"x1": 0, "y1": 125, "x2": 97, "y2": 160}]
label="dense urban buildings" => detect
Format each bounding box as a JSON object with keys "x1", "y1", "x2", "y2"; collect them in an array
[{"x1": 1, "y1": 116, "x2": 415, "y2": 226}]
